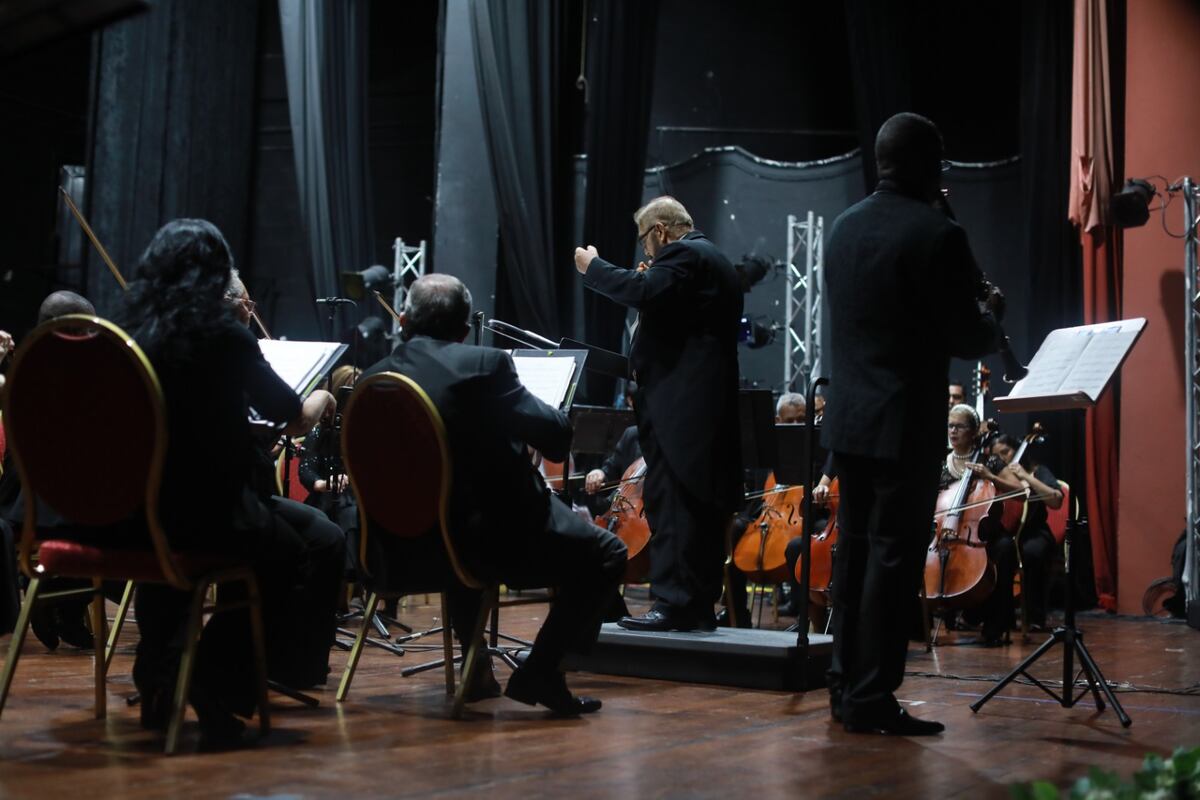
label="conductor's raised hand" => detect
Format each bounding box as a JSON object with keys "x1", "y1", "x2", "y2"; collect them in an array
[{"x1": 574, "y1": 245, "x2": 598, "y2": 275}]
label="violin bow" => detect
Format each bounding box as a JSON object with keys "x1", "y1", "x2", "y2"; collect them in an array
[
  {"x1": 59, "y1": 187, "x2": 127, "y2": 290},
  {"x1": 60, "y1": 187, "x2": 275, "y2": 340},
  {"x1": 373, "y1": 290, "x2": 402, "y2": 326}
]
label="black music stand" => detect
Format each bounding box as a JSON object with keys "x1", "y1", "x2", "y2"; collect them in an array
[
  {"x1": 569, "y1": 405, "x2": 636, "y2": 455},
  {"x1": 970, "y1": 321, "x2": 1142, "y2": 727}
]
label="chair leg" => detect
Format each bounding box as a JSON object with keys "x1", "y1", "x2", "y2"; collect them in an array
[
  {"x1": 166, "y1": 579, "x2": 209, "y2": 755},
  {"x1": 244, "y1": 574, "x2": 271, "y2": 739},
  {"x1": 440, "y1": 593, "x2": 455, "y2": 697},
  {"x1": 452, "y1": 591, "x2": 494, "y2": 720},
  {"x1": 91, "y1": 579, "x2": 107, "y2": 719},
  {"x1": 105, "y1": 581, "x2": 135, "y2": 672},
  {"x1": 0, "y1": 577, "x2": 40, "y2": 719},
  {"x1": 336, "y1": 592, "x2": 379, "y2": 702}
]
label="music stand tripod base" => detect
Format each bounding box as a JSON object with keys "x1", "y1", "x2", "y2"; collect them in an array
[{"x1": 969, "y1": 516, "x2": 1131, "y2": 727}]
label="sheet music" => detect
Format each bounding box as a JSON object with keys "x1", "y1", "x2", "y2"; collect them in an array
[
  {"x1": 1059, "y1": 325, "x2": 1143, "y2": 398},
  {"x1": 999, "y1": 318, "x2": 1145, "y2": 407},
  {"x1": 512, "y1": 354, "x2": 577, "y2": 409},
  {"x1": 259, "y1": 340, "x2": 345, "y2": 395}
]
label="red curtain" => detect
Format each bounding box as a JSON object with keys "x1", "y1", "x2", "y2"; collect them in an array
[
  {"x1": 1070, "y1": 0, "x2": 1121, "y2": 610},
  {"x1": 1081, "y1": 226, "x2": 1122, "y2": 611}
]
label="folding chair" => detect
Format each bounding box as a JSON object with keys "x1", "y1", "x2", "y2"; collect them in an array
[
  {"x1": 336, "y1": 372, "x2": 549, "y2": 718},
  {"x1": 0, "y1": 315, "x2": 271, "y2": 754}
]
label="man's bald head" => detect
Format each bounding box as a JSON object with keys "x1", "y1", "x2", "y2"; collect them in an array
[
  {"x1": 875, "y1": 112, "x2": 943, "y2": 198},
  {"x1": 400, "y1": 273, "x2": 473, "y2": 342},
  {"x1": 38, "y1": 290, "x2": 95, "y2": 324}
]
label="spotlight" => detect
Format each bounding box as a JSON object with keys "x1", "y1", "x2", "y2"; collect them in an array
[
  {"x1": 734, "y1": 254, "x2": 778, "y2": 293},
  {"x1": 738, "y1": 316, "x2": 777, "y2": 349},
  {"x1": 1111, "y1": 178, "x2": 1156, "y2": 228},
  {"x1": 341, "y1": 264, "x2": 392, "y2": 301}
]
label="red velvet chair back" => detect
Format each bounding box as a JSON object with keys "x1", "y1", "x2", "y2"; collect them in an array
[
  {"x1": 1046, "y1": 480, "x2": 1072, "y2": 546},
  {"x1": 2, "y1": 316, "x2": 165, "y2": 530}
]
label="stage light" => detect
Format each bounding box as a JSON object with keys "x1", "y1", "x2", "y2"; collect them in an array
[
  {"x1": 738, "y1": 316, "x2": 777, "y2": 349},
  {"x1": 734, "y1": 254, "x2": 778, "y2": 293},
  {"x1": 1111, "y1": 178, "x2": 1156, "y2": 228},
  {"x1": 341, "y1": 264, "x2": 392, "y2": 301}
]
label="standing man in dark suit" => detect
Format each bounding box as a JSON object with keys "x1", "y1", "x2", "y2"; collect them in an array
[
  {"x1": 575, "y1": 196, "x2": 743, "y2": 632},
  {"x1": 362, "y1": 274, "x2": 627, "y2": 715},
  {"x1": 822, "y1": 113, "x2": 1002, "y2": 735}
]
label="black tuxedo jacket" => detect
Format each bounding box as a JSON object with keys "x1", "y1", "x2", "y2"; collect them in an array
[
  {"x1": 362, "y1": 336, "x2": 570, "y2": 560},
  {"x1": 821, "y1": 185, "x2": 1000, "y2": 462},
  {"x1": 583, "y1": 230, "x2": 743, "y2": 510}
]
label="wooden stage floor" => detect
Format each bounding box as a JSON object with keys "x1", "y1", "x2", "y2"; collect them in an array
[{"x1": 0, "y1": 597, "x2": 1196, "y2": 799}]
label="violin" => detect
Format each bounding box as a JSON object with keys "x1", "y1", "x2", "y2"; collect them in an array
[
  {"x1": 997, "y1": 423, "x2": 1044, "y2": 535},
  {"x1": 923, "y1": 433, "x2": 1000, "y2": 610},
  {"x1": 802, "y1": 477, "x2": 839, "y2": 606},
  {"x1": 594, "y1": 457, "x2": 651, "y2": 582},
  {"x1": 733, "y1": 472, "x2": 803, "y2": 585}
]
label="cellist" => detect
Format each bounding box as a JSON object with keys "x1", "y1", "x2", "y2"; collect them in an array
[{"x1": 963, "y1": 432, "x2": 1062, "y2": 639}]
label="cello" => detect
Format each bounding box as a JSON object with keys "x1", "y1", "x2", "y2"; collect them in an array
[
  {"x1": 732, "y1": 473, "x2": 803, "y2": 585},
  {"x1": 594, "y1": 458, "x2": 651, "y2": 582},
  {"x1": 924, "y1": 431, "x2": 1000, "y2": 611},
  {"x1": 803, "y1": 477, "x2": 839, "y2": 606}
]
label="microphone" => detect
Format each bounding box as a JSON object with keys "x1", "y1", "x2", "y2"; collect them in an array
[
  {"x1": 316, "y1": 297, "x2": 357, "y2": 306},
  {"x1": 486, "y1": 319, "x2": 559, "y2": 349}
]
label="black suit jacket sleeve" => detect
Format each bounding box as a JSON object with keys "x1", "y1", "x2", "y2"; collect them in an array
[
  {"x1": 581, "y1": 242, "x2": 692, "y2": 310},
  {"x1": 488, "y1": 350, "x2": 573, "y2": 463},
  {"x1": 933, "y1": 224, "x2": 1001, "y2": 360},
  {"x1": 600, "y1": 425, "x2": 641, "y2": 479}
]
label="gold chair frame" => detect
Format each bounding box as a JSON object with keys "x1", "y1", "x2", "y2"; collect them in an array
[{"x1": 0, "y1": 315, "x2": 271, "y2": 754}]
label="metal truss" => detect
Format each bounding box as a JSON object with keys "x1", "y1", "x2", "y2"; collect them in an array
[
  {"x1": 783, "y1": 212, "x2": 824, "y2": 393},
  {"x1": 390, "y1": 238, "x2": 427, "y2": 336},
  {"x1": 1183, "y1": 179, "x2": 1200, "y2": 623}
]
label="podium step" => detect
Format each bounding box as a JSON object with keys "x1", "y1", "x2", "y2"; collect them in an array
[{"x1": 565, "y1": 624, "x2": 832, "y2": 691}]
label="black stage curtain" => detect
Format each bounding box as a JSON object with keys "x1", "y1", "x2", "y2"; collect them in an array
[
  {"x1": 84, "y1": 0, "x2": 260, "y2": 317},
  {"x1": 580, "y1": 0, "x2": 659, "y2": 403},
  {"x1": 470, "y1": 0, "x2": 576, "y2": 339},
  {"x1": 842, "y1": 0, "x2": 935, "y2": 195}
]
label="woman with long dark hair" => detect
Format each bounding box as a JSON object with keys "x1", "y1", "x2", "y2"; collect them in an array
[{"x1": 120, "y1": 218, "x2": 344, "y2": 746}]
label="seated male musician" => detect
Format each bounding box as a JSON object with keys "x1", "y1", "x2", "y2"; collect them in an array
[
  {"x1": 583, "y1": 381, "x2": 640, "y2": 497},
  {"x1": 362, "y1": 273, "x2": 627, "y2": 715},
  {"x1": 2, "y1": 290, "x2": 104, "y2": 649},
  {"x1": 722, "y1": 392, "x2": 809, "y2": 625}
]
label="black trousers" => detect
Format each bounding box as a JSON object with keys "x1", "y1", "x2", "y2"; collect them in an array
[
  {"x1": 981, "y1": 527, "x2": 1056, "y2": 636},
  {"x1": 449, "y1": 495, "x2": 627, "y2": 675},
  {"x1": 829, "y1": 452, "x2": 940, "y2": 724},
  {"x1": 640, "y1": 430, "x2": 729, "y2": 612},
  {"x1": 134, "y1": 496, "x2": 346, "y2": 715}
]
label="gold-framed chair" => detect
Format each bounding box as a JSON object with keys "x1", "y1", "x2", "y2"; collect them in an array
[
  {"x1": 0, "y1": 315, "x2": 271, "y2": 754},
  {"x1": 335, "y1": 371, "x2": 549, "y2": 718}
]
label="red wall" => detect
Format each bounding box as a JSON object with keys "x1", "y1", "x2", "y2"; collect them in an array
[{"x1": 1117, "y1": 0, "x2": 1200, "y2": 614}]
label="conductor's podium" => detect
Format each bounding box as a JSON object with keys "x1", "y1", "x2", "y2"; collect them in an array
[{"x1": 564, "y1": 624, "x2": 832, "y2": 691}]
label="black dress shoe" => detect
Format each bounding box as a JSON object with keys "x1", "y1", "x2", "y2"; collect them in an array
[
  {"x1": 619, "y1": 607, "x2": 711, "y2": 632},
  {"x1": 504, "y1": 667, "x2": 602, "y2": 716},
  {"x1": 844, "y1": 709, "x2": 944, "y2": 736},
  {"x1": 715, "y1": 606, "x2": 750, "y2": 628}
]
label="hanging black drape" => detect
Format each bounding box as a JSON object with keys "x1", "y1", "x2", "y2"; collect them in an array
[
  {"x1": 843, "y1": 0, "x2": 934, "y2": 195},
  {"x1": 470, "y1": 0, "x2": 576, "y2": 339},
  {"x1": 85, "y1": 0, "x2": 260, "y2": 316},
  {"x1": 580, "y1": 0, "x2": 659, "y2": 403}
]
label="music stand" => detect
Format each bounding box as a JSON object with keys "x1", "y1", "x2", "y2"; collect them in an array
[
  {"x1": 569, "y1": 405, "x2": 636, "y2": 455},
  {"x1": 970, "y1": 320, "x2": 1143, "y2": 727}
]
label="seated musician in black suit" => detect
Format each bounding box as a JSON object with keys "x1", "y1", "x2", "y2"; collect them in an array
[
  {"x1": 119, "y1": 219, "x2": 345, "y2": 746},
  {"x1": 583, "y1": 381, "x2": 640, "y2": 497},
  {"x1": 362, "y1": 273, "x2": 627, "y2": 716}
]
